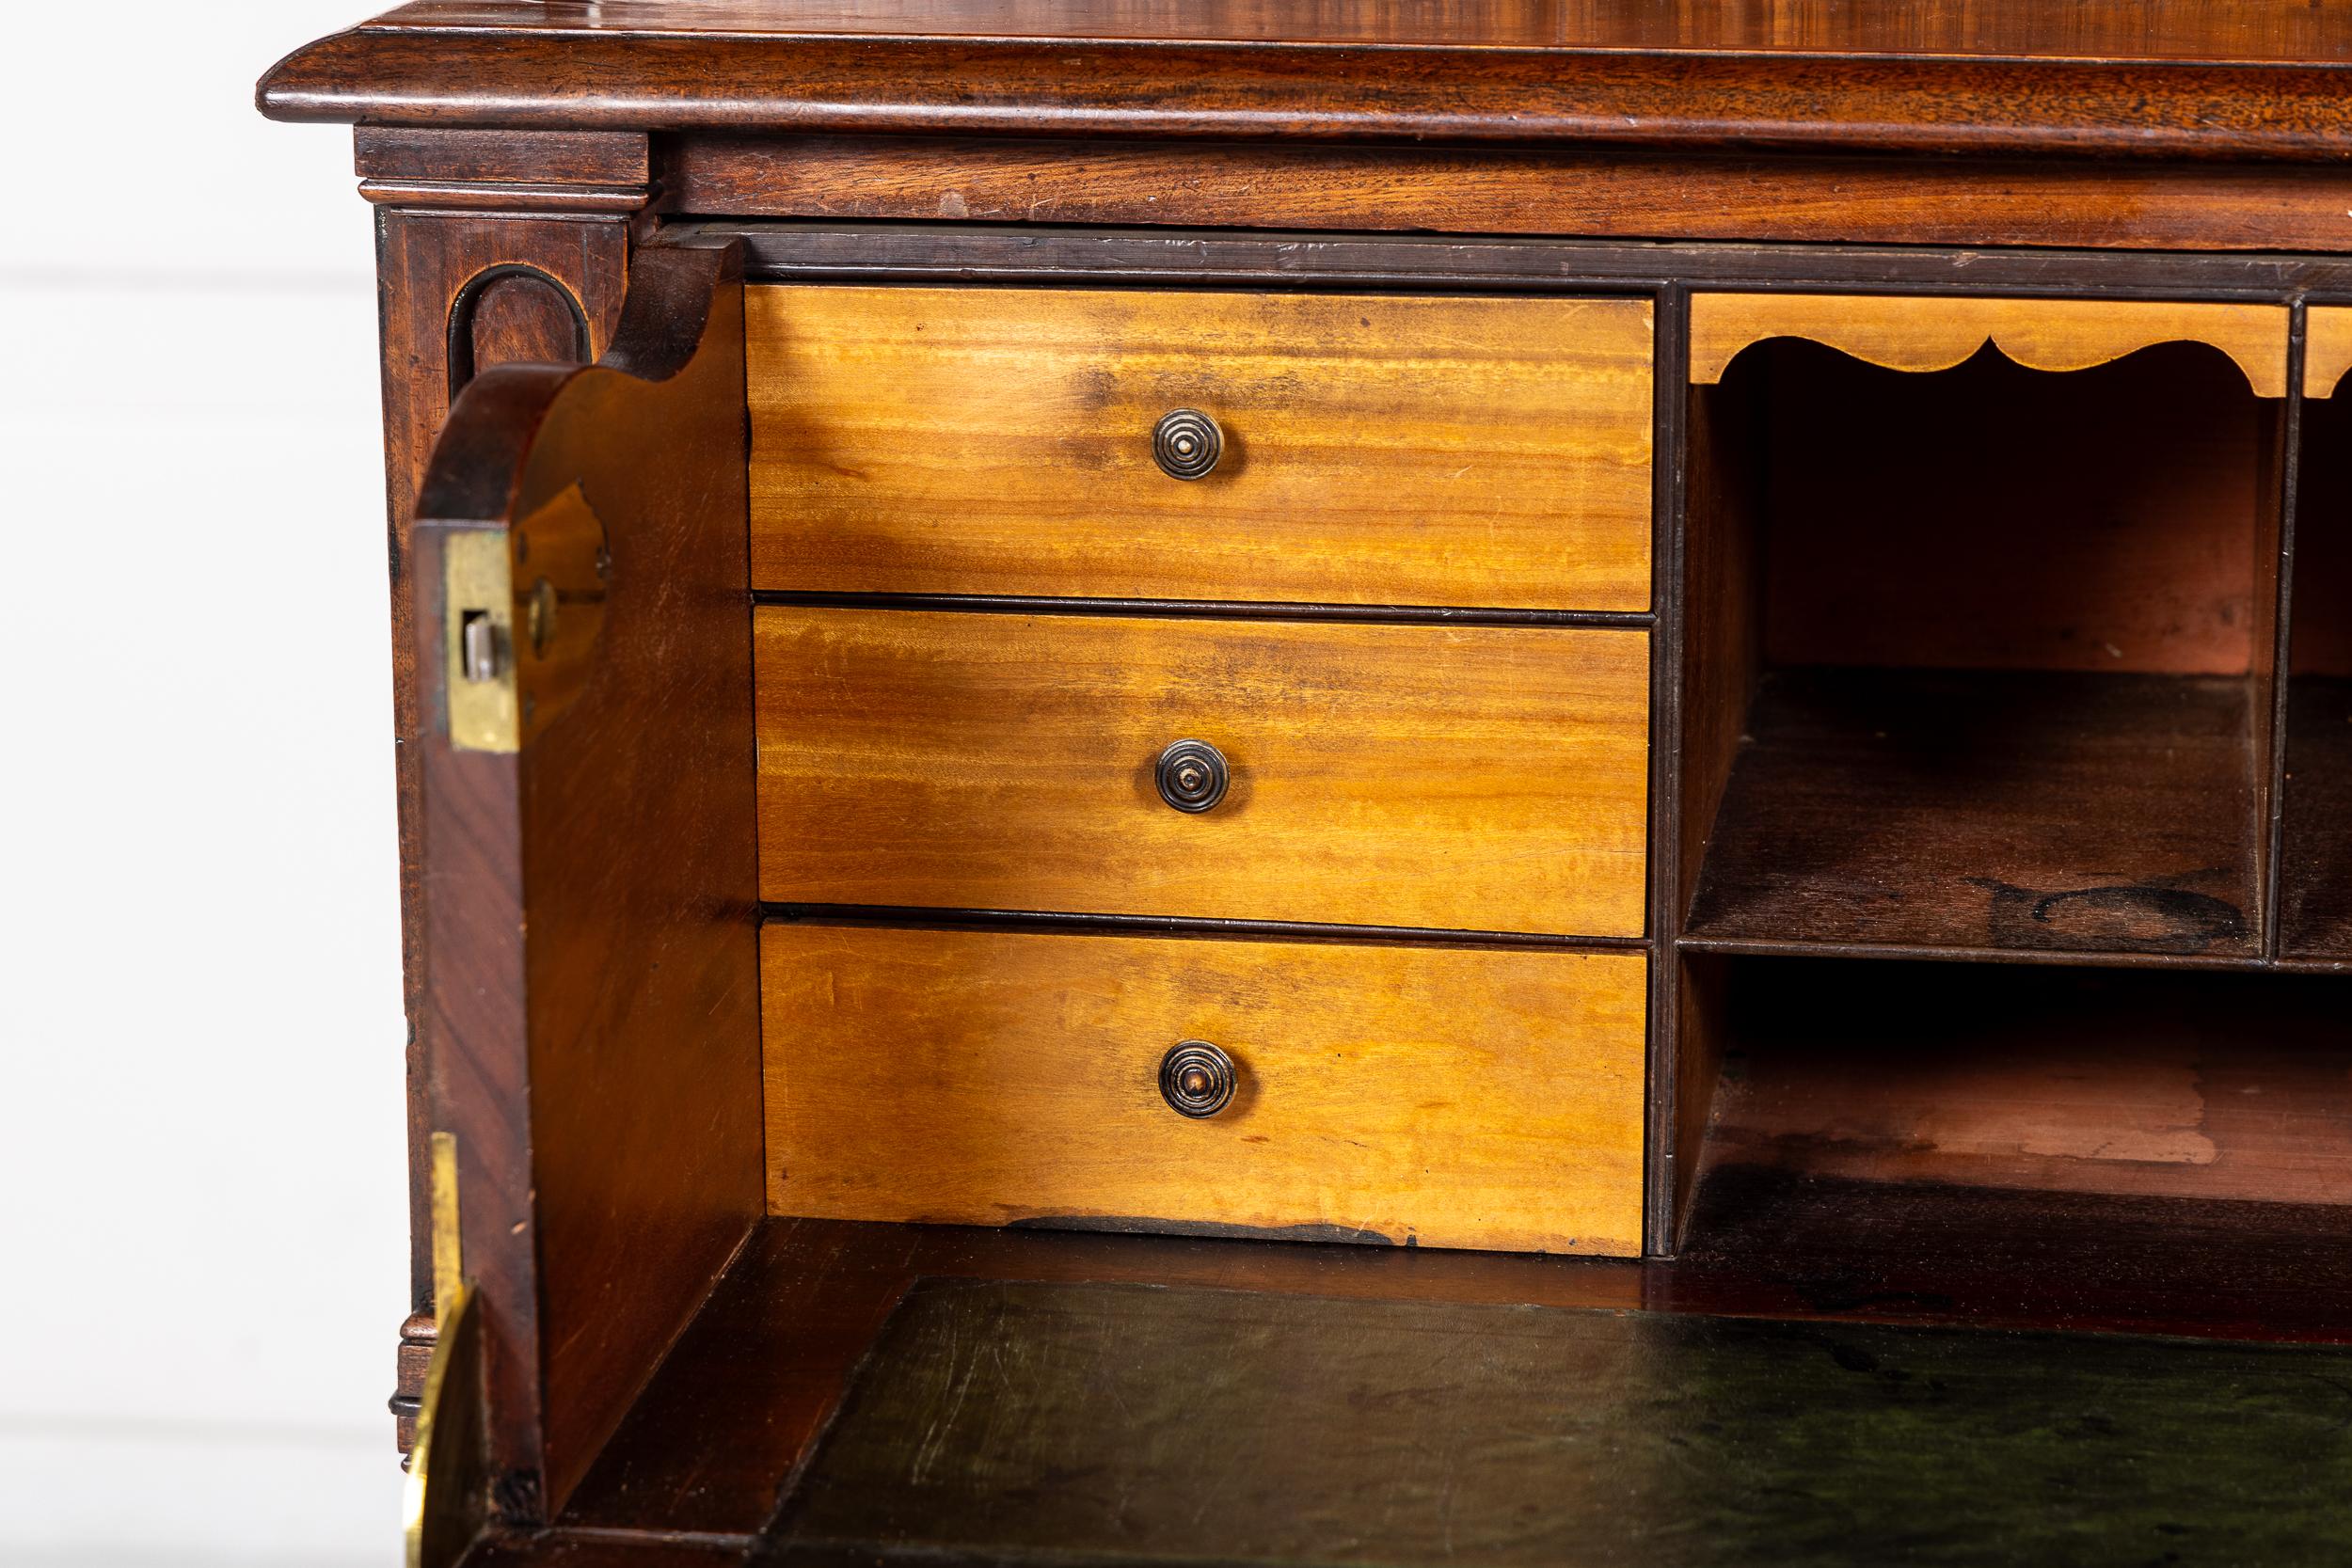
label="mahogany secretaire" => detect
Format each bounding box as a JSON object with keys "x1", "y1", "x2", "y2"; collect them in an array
[{"x1": 259, "y1": 8, "x2": 2352, "y2": 1564}]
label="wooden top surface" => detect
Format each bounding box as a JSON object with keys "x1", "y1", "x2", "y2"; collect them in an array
[
  {"x1": 259, "y1": 1, "x2": 2352, "y2": 157},
  {"x1": 293, "y1": 1, "x2": 2352, "y2": 59}
]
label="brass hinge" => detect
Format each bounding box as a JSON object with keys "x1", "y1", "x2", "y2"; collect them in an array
[
  {"x1": 405, "y1": 1132, "x2": 486, "y2": 1568},
  {"x1": 429, "y1": 1130, "x2": 464, "y2": 1314},
  {"x1": 442, "y1": 482, "x2": 610, "y2": 752}
]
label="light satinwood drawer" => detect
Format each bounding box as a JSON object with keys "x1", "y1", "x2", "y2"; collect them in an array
[
  {"x1": 755, "y1": 609, "x2": 1650, "y2": 937},
  {"x1": 762, "y1": 925, "x2": 1647, "y2": 1255},
  {"x1": 746, "y1": 285, "x2": 1652, "y2": 610}
]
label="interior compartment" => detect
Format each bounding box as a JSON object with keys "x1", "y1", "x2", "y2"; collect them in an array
[
  {"x1": 2282, "y1": 380, "x2": 2352, "y2": 960},
  {"x1": 1692, "y1": 957, "x2": 2352, "y2": 1211},
  {"x1": 1683, "y1": 338, "x2": 2284, "y2": 960},
  {"x1": 1659, "y1": 953, "x2": 2352, "y2": 1335}
]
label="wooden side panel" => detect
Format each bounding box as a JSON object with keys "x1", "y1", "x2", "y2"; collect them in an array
[
  {"x1": 1677, "y1": 385, "x2": 1765, "y2": 921},
  {"x1": 2281, "y1": 679, "x2": 2352, "y2": 958},
  {"x1": 747, "y1": 286, "x2": 1652, "y2": 610},
  {"x1": 755, "y1": 610, "x2": 1650, "y2": 936},
  {"x1": 411, "y1": 244, "x2": 762, "y2": 1520},
  {"x1": 2282, "y1": 399, "x2": 2352, "y2": 956},
  {"x1": 762, "y1": 926, "x2": 1648, "y2": 1256},
  {"x1": 2251, "y1": 390, "x2": 2288, "y2": 945},
  {"x1": 1671, "y1": 954, "x2": 1730, "y2": 1242},
  {"x1": 378, "y1": 208, "x2": 634, "y2": 1337},
  {"x1": 1662, "y1": 374, "x2": 1766, "y2": 1243},
  {"x1": 2293, "y1": 395, "x2": 2352, "y2": 678},
  {"x1": 1690, "y1": 293, "x2": 2288, "y2": 396}
]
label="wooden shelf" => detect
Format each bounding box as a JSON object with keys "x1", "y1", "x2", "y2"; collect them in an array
[
  {"x1": 1686, "y1": 669, "x2": 2260, "y2": 960},
  {"x1": 2283, "y1": 676, "x2": 2352, "y2": 960}
]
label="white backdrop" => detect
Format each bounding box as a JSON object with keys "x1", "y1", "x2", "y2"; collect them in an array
[{"x1": 1, "y1": 6, "x2": 409, "y2": 1563}]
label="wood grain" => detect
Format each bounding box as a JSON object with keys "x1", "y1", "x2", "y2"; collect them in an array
[
  {"x1": 409, "y1": 242, "x2": 763, "y2": 1518},
  {"x1": 1677, "y1": 382, "x2": 1765, "y2": 916},
  {"x1": 449, "y1": 270, "x2": 589, "y2": 398},
  {"x1": 2250, "y1": 392, "x2": 2286, "y2": 947},
  {"x1": 1669, "y1": 956, "x2": 1729, "y2": 1245},
  {"x1": 716, "y1": 221, "x2": 2352, "y2": 304},
  {"x1": 356, "y1": 126, "x2": 649, "y2": 185},
  {"x1": 1753, "y1": 341, "x2": 2268, "y2": 677},
  {"x1": 1685, "y1": 671, "x2": 2260, "y2": 961},
  {"x1": 1662, "y1": 367, "x2": 1765, "y2": 1243},
  {"x1": 755, "y1": 609, "x2": 1650, "y2": 936},
  {"x1": 311, "y1": 2, "x2": 2352, "y2": 59},
  {"x1": 2281, "y1": 678, "x2": 2352, "y2": 962},
  {"x1": 680, "y1": 136, "x2": 2352, "y2": 256},
  {"x1": 260, "y1": 16, "x2": 2352, "y2": 165},
  {"x1": 1705, "y1": 960, "x2": 2352, "y2": 1207},
  {"x1": 377, "y1": 210, "x2": 634, "y2": 1352},
  {"x1": 761, "y1": 925, "x2": 1647, "y2": 1255},
  {"x1": 2293, "y1": 395, "x2": 2352, "y2": 679},
  {"x1": 746, "y1": 286, "x2": 1652, "y2": 610},
  {"x1": 1690, "y1": 293, "x2": 2288, "y2": 396},
  {"x1": 2306, "y1": 306, "x2": 2352, "y2": 399}
]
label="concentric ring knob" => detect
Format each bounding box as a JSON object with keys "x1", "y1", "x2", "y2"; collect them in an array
[
  {"x1": 1152, "y1": 408, "x2": 1223, "y2": 480},
  {"x1": 1159, "y1": 1040, "x2": 1237, "y2": 1118},
  {"x1": 1155, "y1": 739, "x2": 1230, "y2": 814}
]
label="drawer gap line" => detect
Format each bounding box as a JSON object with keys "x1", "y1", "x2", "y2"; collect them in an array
[
  {"x1": 750, "y1": 591, "x2": 1656, "y2": 629},
  {"x1": 763, "y1": 904, "x2": 1650, "y2": 952}
]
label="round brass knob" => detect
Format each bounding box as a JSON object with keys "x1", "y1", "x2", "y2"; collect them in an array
[
  {"x1": 1152, "y1": 408, "x2": 1223, "y2": 481},
  {"x1": 1159, "y1": 1040, "x2": 1236, "y2": 1118},
  {"x1": 1155, "y1": 738, "x2": 1230, "y2": 814}
]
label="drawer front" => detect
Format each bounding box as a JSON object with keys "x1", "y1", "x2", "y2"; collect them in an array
[
  {"x1": 748, "y1": 286, "x2": 1653, "y2": 610},
  {"x1": 762, "y1": 925, "x2": 1647, "y2": 1256},
  {"x1": 756, "y1": 609, "x2": 1650, "y2": 937}
]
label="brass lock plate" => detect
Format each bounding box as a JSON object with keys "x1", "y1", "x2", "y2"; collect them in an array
[{"x1": 442, "y1": 482, "x2": 609, "y2": 752}]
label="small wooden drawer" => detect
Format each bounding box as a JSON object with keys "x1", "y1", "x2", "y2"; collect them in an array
[
  {"x1": 747, "y1": 285, "x2": 1653, "y2": 610},
  {"x1": 762, "y1": 925, "x2": 1647, "y2": 1256},
  {"x1": 756, "y1": 608, "x2": 1650, "y2": 937}
]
